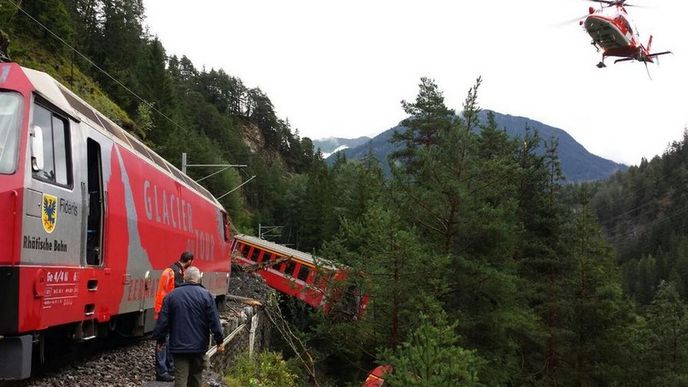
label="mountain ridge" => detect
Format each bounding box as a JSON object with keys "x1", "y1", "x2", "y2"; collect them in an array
[
  {"x1": 312, "y1": 136, "x2": 371, "y2": 158},
  {"x1": 325, "y1": 110, "x2": 627, "y2": 183}
]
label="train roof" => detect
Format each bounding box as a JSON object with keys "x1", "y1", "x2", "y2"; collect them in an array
[
  {"x1": 234, "y1": 234, "x2": 339, "y2": 270},
  {"x1": 21, "y1": 66, "x2": 224, "y2": 210}
]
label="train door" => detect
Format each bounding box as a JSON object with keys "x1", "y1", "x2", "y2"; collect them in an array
[
  {"x1": 24, "y1": 99, "x2": 81, "y2": 267},
  {"x1": 85, "y1": 138, "x2": 103, "y2": 266}
]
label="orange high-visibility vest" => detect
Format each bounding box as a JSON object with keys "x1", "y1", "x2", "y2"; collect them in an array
[{"x1": 154, "y1": 267, "x2": 176, "y2": 319}]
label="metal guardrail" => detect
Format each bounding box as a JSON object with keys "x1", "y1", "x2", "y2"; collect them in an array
[{"x1": 205, "y1": 323, "x2": 246, "y2": 360}]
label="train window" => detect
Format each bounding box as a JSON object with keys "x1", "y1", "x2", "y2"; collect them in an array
[
  {"x1": 222, "y1": 211, "x2": 230, "y2": 242},
  {"x1": 32, "y1": 103, "x2": 72, "y2": 187},
  {"x1": 285, "y1": 261, "x2": 297, "y2": 277},
  {"x1": 250, "y1": 247, "x2": 261, "y2": 262},
  {"x1": 241, "y1": 243, "x2": 249, "y2": 255},
  {"x1": 0, "y1": 92, "x2": 22, "y2": 174},
  {"x1": 297, "y1": 265, "x2": 310, "y2": 282}
]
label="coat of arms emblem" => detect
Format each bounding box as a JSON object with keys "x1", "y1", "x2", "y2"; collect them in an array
[{"x1": 42, "y1": 193, "x2": 57, "y2": 233}]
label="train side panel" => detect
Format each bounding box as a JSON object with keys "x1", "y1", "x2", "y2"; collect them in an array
[
  {"x1": 13, "y1": 91, "x2": 232, "y2": 334},
  {"x1": 0, "y1": 63, "x2": 232, "y2": 378}
]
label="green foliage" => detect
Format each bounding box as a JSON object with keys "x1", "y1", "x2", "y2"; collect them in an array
[
  {"x1": 10, "y1": 0, "x2": 74, "y2": 54},
  {"x1": 623, "y1": 281, "x2": 688, "y2": 386},
  {"x1": 388, "y1": 77, "x2": 538, "y2": 385},
  {"x1": 325, "y1": 202, "x2": 449, "y2": 346},
  {"x1": 7, "y1": 34, "x2": 132, "y2": 126},
  {"x1": 559, "y1": 195, "x2": 633, "y2": 385},
  {"x1": 134, "y1": 102, "x2": 153, "y2": 141},
  {"x1": 9, "y1": 3, "x2": 677, "y2": 385},
  {"x1": 592, "y1": 129, "x2": 688, "y2": 305},
  {"x1": 224, "y1": 352, "x2": 299, "y2": 387},
  {"x1": 381, "y1": 311, "x2": 484, "y2": 387},
  {"x1": 391, "y1": 77, "x2": 454, "y2": 172}
]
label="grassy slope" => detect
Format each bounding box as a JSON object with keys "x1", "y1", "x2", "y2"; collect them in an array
[{"x1": 9, "y1": 33, "x2": 132, "y2": 127}]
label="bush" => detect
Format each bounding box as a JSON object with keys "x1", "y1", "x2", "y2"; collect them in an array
[{"x1": 224, "y1": 351, "x2": 299, "y2": 387}]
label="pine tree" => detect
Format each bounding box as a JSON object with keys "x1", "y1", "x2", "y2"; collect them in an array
[
  {"x1": 390, "y1": 77, "x2": 454, "y2": 173},
  {"x1": 560, "y1": 192, "x2": 633, "y2": 385},
  {"x1": 388, "y1": 77, "x2": 537, "y2": 385},
  {"x1": 382, "y1": 310, "x2": 484, "y2": 387},
  {"x1": 511, "y1": 130, "x2": 571, "y2": 385},
  {"x1": 13, "y1": 0, "x2": 74, "y2": 53},
  {"x1": 639, "y1": 281, "x2": 688, "y2": 385}
]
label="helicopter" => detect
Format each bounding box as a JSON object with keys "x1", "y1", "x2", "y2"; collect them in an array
[{"x1": 581, "y1": 0, "x2": 671, "y2": 70}]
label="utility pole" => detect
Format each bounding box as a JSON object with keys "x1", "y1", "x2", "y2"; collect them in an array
[{"x1": 258, "y1": 224, "x2": 284, "y2": 241}]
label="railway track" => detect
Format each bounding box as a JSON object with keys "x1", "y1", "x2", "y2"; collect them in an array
[{"x1": 0, "y1": 270, "x2": 271, "y2": 387}]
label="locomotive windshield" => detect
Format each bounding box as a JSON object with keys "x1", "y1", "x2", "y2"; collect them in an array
[{"x1": 0, "y1": 92, "x2": 22, "y2": 174}]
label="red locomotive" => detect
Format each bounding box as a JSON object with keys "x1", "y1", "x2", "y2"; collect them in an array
[
  {"x1": 232, "y1": 234, "x2": 368, "y2": 319},
  {"x1": 0, "y1": 63, "x2": 232, "y2": 379}
]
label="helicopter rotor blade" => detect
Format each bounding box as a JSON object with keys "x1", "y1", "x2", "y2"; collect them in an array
[
  {"x1": 613, "y1": 57, "x2": 634, "y2": 63},
  {"x1": 647, "y1": 51, "x2": 672, "y2": 58},
  {"x1": 553, "y1": 14, "x2": 590, "y2": 26},
  {"x1": 585, "y1": 0, "x2": 615, "y2": 5},
  {"x1": 584, "y1": 0, "x2": 644, "y2": 7}
]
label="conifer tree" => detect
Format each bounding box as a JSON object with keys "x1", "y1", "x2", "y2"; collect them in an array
[
  {"x1": 631, "y1": 281, "x2": 688, "y2": 385},
  {"x1": 388, "y1": 77, "x2": 536, "y2": 385},
  {"x1": 14, "y1": 0, "x2": 74, "y2": 53},
  {"x1": 318, "y1": 202, "x2": 449, "y2": 362},
  {"x1": 382, "y1": 310, "x2": 484, "y2": 387},
  {"x1": 561, "y1": 192, "x2": 632, "y2": 385},
  {"x1": 390, "y1": 77, "x2": 454, "y2": 173}
]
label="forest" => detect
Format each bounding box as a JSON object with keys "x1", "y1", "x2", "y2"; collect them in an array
[{"x1": 3, "y1": 1, "x2": 688, "y2": 386}]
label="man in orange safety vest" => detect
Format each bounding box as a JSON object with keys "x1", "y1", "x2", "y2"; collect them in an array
[{"x1": 154, "y1": 251, "x2": 194, "y2": 382}]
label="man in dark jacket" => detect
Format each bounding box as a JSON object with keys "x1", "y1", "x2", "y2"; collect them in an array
[
  {"x1": 154, "y1": 251, "x2": 194, "y2": 382},
  {"x1": 153, "y1": 266, "x2": 225, "y2": 387}
]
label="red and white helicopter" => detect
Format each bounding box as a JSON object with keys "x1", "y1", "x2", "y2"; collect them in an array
[{"x1": 581, "y1": 0, "x2": 671, "y2": 70}]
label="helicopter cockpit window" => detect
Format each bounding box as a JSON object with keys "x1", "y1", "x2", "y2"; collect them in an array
[
  {"x1": 0, "y1": 92, "x2": 22, "y2": 174},
  {"x1": 617, "y1": 16, "x2": 632, "y2": 35}
]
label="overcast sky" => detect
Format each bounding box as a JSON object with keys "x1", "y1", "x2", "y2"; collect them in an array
[{"x1": 144, "y1": 0, "x2": 687, "y2": 166}]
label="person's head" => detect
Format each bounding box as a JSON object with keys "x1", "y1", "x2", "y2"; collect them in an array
[
  {"x1": 183, "y1": 266, "x2": 202, "y2": 284},
  {"x1": 179, "y1": 251, "x2": 194, "y2": 269}
]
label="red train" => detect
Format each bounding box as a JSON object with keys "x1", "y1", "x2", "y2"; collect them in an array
[
  {"x1": 0, "y1": 63, "x2": 233, "y2": 379},
  {"x1": 232, "y1": 234, "x2": 368, "y2": 319}
]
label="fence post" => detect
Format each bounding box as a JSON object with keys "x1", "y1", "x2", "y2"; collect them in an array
[{"x1": 249, "y1": 313, "x2": 259, "y2": 358}]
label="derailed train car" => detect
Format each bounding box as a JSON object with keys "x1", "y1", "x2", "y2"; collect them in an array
[
  {"x1": 232, "y1": 234, "x2": 368, "y2": 320},
  {"x1": 0, "y1": 63, "x2": 233, "y2": 379}
]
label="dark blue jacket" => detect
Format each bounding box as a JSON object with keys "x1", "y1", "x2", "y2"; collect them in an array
[{"x1": 153, "y1": 283, "x2": 224, "y2": 354}]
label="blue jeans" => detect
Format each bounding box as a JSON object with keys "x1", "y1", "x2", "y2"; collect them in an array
[{"x1": 155, "y1": 335, "x2": 174, "y2": 377}]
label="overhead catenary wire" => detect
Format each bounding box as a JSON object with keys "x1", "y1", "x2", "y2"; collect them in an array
[
  {"x1": 6, "y1": 0, "x2": 192, "y2": 137},
  {"x1": 6, "y1": 0, "x2": 265, "y2": 197},
  {"x1": 606, "y1": 204, "x2": 688, "y2": 245}
]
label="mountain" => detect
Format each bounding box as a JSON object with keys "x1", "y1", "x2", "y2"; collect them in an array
[
  {"x1": 327, "y1": 110, "x2": 628, "y2": 183},
  {"x1": 312, "y1": 136, "x2": 371, "y2": 158}
]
